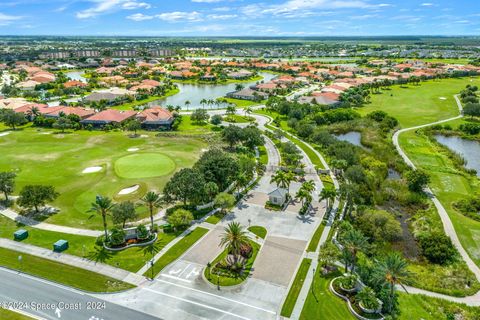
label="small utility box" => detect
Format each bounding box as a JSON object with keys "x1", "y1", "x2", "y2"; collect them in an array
[
  {"x1": 53, "y1": 239, "x2": 69, "y2": 252},
  {"x1": 14, "y1": 229, "x2": 28, "y2": 241}
]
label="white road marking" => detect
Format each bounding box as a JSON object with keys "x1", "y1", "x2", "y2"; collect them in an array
[
  {"x1": 154, "y1": 278, "x2": 276, "y2": 315},
  {"x1": 143, "y1": 288, "x2": 253, "y2": 320},
  {"x1": 159, "y1": 274, "x2": 192, "y2": 283}
]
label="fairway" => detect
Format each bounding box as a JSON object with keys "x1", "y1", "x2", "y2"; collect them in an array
[
  {"x1": 0, "y1": 127, "x2": 206, "y2": 229},
  {"x1": 115, "y1": 153, "x2": 176, "y2": 179},
  {"x1": 358, "y1": 78, "x2": 479, "y2": 127}
]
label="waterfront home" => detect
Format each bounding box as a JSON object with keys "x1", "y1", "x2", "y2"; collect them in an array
[
  {"x1": 80, "y1": 109, "x2": 137, "y2": 127},
  {"x1": 136, "y1": 107, "x2": 174, "y2": 130}
]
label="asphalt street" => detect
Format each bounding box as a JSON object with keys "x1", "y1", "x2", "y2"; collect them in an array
[{"x1": 0, "y1": 268, "x2": 160, "y2": 320}]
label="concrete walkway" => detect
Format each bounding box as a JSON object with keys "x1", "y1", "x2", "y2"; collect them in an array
[
  {"x1": 0, "y1": 207, "x2": 102, "y2": 237},
  {"x1": 392, "y1": 94, "x2": 480, "y2": 282},
  {"x1": 0, "y1": 238, "x2": 145, "y2": 286}
]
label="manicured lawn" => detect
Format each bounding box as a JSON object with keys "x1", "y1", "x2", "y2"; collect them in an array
[
  {"x1": 204, "y1": 240, "x2": 260, "y2": 286},
  {"x1": 258, "y1": 145, "x2": 268, "y2": 165},
  {"x1": 0, "y1": 126, "x2": 205, "y2": 229},
  {"x1": 0, "y1": 247, "x2": 134, "y2": 292},
  {"x1": 358, "y1": 77, "x2": 479, "y2": 128},
  {"x1": 0, "y1": 215, "x2": 178, "y2": 272},
  {"x1": 223, "y1": 98, "x2": 264, "y2": 108},
  {"x1": 145, "y1": 227, "x2": 209, "y2": 277},
  {"x1": 247, "y1": 226, "x2": 267, "y2": 239},
  {"x1": 223, "y1": 114, "x2": 255, "y2": 123},
  {"x1": 176, "y1": 115, "x2": 215, "y2": 134},
  {"x1": 280, "y1": 258, "x2": 312, "y2": 317},
  {"x1": 299, "y1": 270, "x2": 355, "y2": 320},
  {"x1": 114, "y1": 153, "x2": 176, "y2": 178},
  {"x1": 205, "y1": 212, "x2": 224, "y2": 224},
  {"x1": 400, "y1": 130, "x2": 480, "y2": 270},
  {"x1": 0, "y1": 308, "x2": 32, "y2": 320},
  {"x1": 306, "y1": 222, "x2": 326, "y2": 252},
  {"x1": 112, "y1": 88, "x2": 179, "y2": 110}
]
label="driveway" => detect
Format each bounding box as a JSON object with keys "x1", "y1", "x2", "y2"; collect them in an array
[{"x1": 251, "y1": 236, "x2": 307, "y2": 287}]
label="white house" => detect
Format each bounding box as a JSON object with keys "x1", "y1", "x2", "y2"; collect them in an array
[{"x1": 268, "y1": 188, "x2": 288, "y2": 206}]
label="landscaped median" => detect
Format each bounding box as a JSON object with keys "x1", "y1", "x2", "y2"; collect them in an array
[
  {"x1": 144, "y1": 227, "x2": 209, "y2": 278},
  {"x1": 204, "y1": 240, "x2": 260, "y2": 287},
  {"x1": 280, "y1": 258, "x2": 312, "y2": 317},
  {"x1": 0, "y1": 247, "x2": 134, "y2": 292}
]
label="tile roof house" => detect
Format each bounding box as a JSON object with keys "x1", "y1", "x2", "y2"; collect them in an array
[
  {"x1": 227, "y1": 87, "x2": 268, "y2": 101},
  {"x1": 80, "y1": 109, "x2": 136, "y2": 127},
  {"x1": 84, "y1": 92, "x2": 125, "y2": 103},
  {"x1": 43, "y1": 106, "x2": 95, "y2": 119},
  {"x1": 136, "y1": 107, "x2": 174, "y2": 129},
  {"x1": 64, "y1": 80, "x2": 87, "y2": 88}
]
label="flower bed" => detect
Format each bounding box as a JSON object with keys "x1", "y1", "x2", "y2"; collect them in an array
[
  {"x1": 330, "y1": 277, "x2": 384, "y2": 320},
  {"x1": 103, "y1": 233, "x2": 157, "y2": 252}
]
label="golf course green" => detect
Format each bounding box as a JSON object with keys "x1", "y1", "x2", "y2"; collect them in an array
[
  {"x1": 0, "y1": 125, "x2": 206, "y2": 229},
  {"x1": 115, "y1": 153, "x2": 176, "y2": 179}
]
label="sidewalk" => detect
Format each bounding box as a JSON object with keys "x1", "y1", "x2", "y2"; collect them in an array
[
  {"x1": 0, "y1": 238, "x2": 145, "y2": 286},
  {"x1": 0, "y1": 207, "x2": 102, "y2": 237}
]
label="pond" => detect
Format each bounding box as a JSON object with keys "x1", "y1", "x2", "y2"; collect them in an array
[
  {"x1": 435, "y1": 135, "x2": 480, "y2": 177},
  {"x1": 334, "y1": 131, "x2": 363, "y2": 148},
  {"x1": 147, "y1": 72, "x2": 276, "y2": 110},
  {"x1": 66, "y1": 71, "x2": 87, "y2": 83}
]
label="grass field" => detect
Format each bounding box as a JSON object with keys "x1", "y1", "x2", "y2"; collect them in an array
[
  {"x1": 0, "y1": 215, "x2": 179, "y2": 272},
  {"x1": 0, "y1": 308, "x2": 32, "y2": 320},
  {"x1": 223, "y1": 98, "x2": 264, "y2": 108},
  {"x1": 400, "y1": 130, "x2": 480, "y2": 267},
  {"x1": 176, "y1": 115, "x2": 216, "y2": 134},
  {"x1": 223, "y1": 114, "x2": 255, "y2": 123},
  {"x1": 258, "y1": 145, "x2": 268, "y2": 165},
  {"x1": 306, "y1": 222, "x2": 326, "y2": 252},
  {"x1": 299, "y1": 270, "x2": 355, "y2": 320},
  {"x1": 0, "y1": 247, "x2": 134, "y2": 292},
  {"x1": 247, "y1": 226, "x2": 267, "y2": 239},
  {"x1": 0, "y1": 126, "x2": 206, "y2": 229},
  {"x1": 358, "y1": 77, "x2": 479, "y2": 128},
  {"x1": 280, "y1": 258, "x2": 312, "y2": 317},
  {"x1": 145, "y1": 227, "x2": 209, "y2": 277}
]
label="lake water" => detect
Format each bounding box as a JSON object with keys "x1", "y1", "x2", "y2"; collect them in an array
[
  {"x1": 66, "y1": 71, "x2": 87, "y2": 83},
  {"x1": 334, "y1": 132, "x2": 363, "y2": 147},
  {"x1": 147, "y1": 72, "x2": 276, "y2": 109},
  {"x1": 435, "y1": 135, "x2": 480, "y2": 176}
]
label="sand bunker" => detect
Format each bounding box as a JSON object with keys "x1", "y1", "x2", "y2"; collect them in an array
[
  {"x1": 127, "y1": 148, "x2": 139, "y2": 152},
  {"x1": 82, "y1": 166, "x2": 102, "y2": 174},
  {"x1": 140, "y1": 135, "x2": 148, "y2": 138},
  {"x1": 39, "y1": 132, "x2": 52, "y2": 135},
  {"x1": 118, "y1": 185, "x2": 139, "y2": 195},
  {"x1": 0, "y1": 132, "x2": 11, "y2": 137},
  {"x1": 439, "y1": 97, "x2": 447, "y2": 100}
]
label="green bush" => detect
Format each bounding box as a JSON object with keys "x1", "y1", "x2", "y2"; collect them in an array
[
  {"x1": 136, "y1": 225, "x2": 149, "y2": 240},
  {"x1": 109, "y1": 228, "x2": 126, "y2": 247},
  {"x1": 419, "y1": 232, "x2": 457, "y2": 265}
]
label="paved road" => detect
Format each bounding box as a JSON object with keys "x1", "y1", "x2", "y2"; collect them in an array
[{"x1": 0, "y1": 268, "x2": 158, "y2": 320}]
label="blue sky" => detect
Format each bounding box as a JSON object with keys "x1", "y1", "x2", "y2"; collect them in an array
[{"x1": 0, "y1": 0, "x2": 479, "y2": 36}]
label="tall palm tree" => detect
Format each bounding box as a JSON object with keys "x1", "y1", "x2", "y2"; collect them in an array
[
  {"x1": 200, "y1": 98, "x2": 207, "y2": 110},
  {"x1": 142, "y1": 191, "x2": 162, "y2": 231},
  {"x1": 219, "y1": 222, "x2": 250, "y2": 260},
  {"x1": 271, "y1": 170, "x2": 289, "y2": 190},
  {"x1": 142, "y1": 241, "x2": 161, "y2": 280},
  {"x1": 320, "y1": 187, "x2": 337, "y2": 210},
  {"x1": 90, "y1": 195, "x2": 115, "y2": 240},
  {"x1": 342, "y1": 229, "x2": 369, "y2": 272},
  {"x1": 301, "y1": 180, "x2": 315, "y2": 193},
  {"x1": 244, "y1": 106, "x2": 252, "y2": 117},
  {"x1": 185, "y1": 100, "x2": 191, "y2": 111},
  {"x1": 373, "y1": 252, "x2": 411, "y2": 313}
]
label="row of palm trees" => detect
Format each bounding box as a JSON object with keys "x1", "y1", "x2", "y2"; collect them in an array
[{"x1": 90, "y1": 191, "x2": 163, "y2": 241}]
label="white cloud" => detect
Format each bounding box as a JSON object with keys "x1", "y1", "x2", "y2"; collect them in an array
[
  {"x1": 207, "y1": 14, "x2": 237, "y2": 20},
  {"x1": 421, "y1": 3, "x2": 434, "y2": 6},
  {"x1": 76, "y1": 0, "x2": 151, "y2": 19},
  {"x1": 127, "y1": 13, "x2": 153, "y2": 21},
  {"x1": 0, "y1": 12, "x2": 22, "y2": 26},
  {"x1": 122, "y1": 1, "x2": 151, "y2": 9},
  {"x1": 156, "y1": 11, "x2": 202, "y2": 22}
]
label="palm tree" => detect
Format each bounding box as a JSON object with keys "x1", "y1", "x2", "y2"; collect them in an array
[
  {"x1": 271, "y1": 170, "x2": 289, "y2": 190},
  {"x1": 90, "y1": 195, "x2": 115, "y2": 240},
  {"x1": 244, "y1": 106, "x2": 252, "y2": 117},
  {"x1": 200, "y1": 98, "x2": 207, "y2": 110},
  {"x1": 320, "y1": 187, "x2": 337, "y2": 210},
  {"x1": 301, "y1": 180, "x2": 315, "y2": 193},
  {"x1": 343, "y1": 229, "x2": 369, "y2": 272},
  {"x1": 142, "y1": 241, "x2": 161, "y2": 280},
  {"x1": 142, "y1": 191, "x2": 162, "y2": 231},
  {"x1": 185, "y1": 100, "x2": 191, "y2": 111},
  {"x1": 373, "y1": 252, "x2": 411, "y2": 313},
  {"x1": 219, "y1": 222, "x2": 250, "y2": 260}
]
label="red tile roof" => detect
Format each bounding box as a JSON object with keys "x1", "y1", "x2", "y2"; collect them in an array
[{"x1": 82, "y1": 109, "x2": 136, "y2": 123}]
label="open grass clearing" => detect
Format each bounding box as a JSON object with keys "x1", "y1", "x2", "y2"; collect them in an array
[
  {"x1": 358, "y1": 77, "x2": 479, "y2": 128},
  {"x1": 280, "y1": 258, "x2": 312, "y2": 317},
  {"x1": 145, "y1": 227, "x2": 209, "y2": 278},
  {"x1": 0, "y1": 247, "x2": 134, "y2": 292},
  {"x1": 306, "y1": 221, "x2": 326, "y2": 252},
  {"x1": 0, "y1": 126, "x2": 206, "y2": 229},
  {"x1": 247, "y1": 226, "x2": 267, "y2": 239}
]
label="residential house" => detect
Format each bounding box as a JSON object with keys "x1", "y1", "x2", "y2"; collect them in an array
[
  {"x1": 136, "y1": 107, "x2": 174, "y2": 130},
  {"x1": 80, "y1": 109, "x2": 136, "y2": 127}
]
